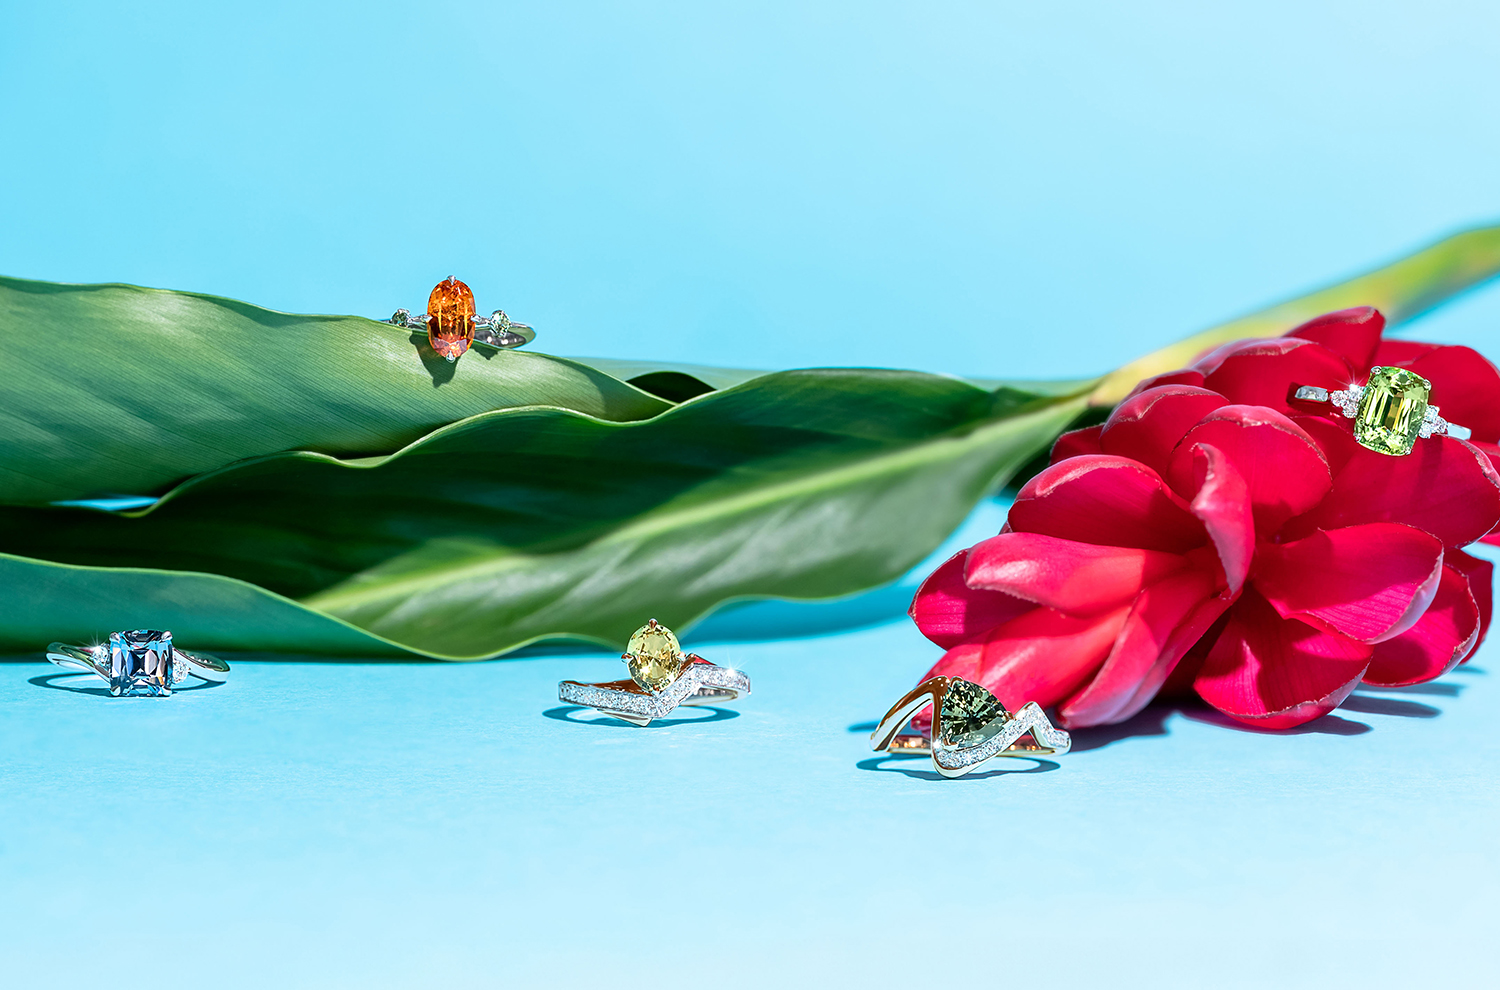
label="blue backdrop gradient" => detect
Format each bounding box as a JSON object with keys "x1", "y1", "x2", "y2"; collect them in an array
[{"x1": 2, "y1": 3, "x2": 1498, "y2": 987}]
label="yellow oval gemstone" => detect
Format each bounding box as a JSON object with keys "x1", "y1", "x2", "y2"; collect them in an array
[
  {"x1": 625, "y1": 619, "x2": 684, "y2": 692},
  {"x1": 426, "y1": 276, "x2": 476, "y2": 362},
  {"x1": 1354, "y1": 366, "x2": 1431, "y2": 456}
]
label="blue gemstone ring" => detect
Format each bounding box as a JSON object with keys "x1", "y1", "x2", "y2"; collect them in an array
[{"x1": 46, "y1": 629, "x2": 230, "y2": 697}]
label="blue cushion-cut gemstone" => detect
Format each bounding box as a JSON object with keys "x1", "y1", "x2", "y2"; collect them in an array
[{"x1": 107, "y1": 629, "x2": 174, "y2": 696}]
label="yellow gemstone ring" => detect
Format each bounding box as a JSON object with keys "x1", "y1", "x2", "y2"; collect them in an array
[
  {"x1": 1291, "y1": 366, "x2": 1471, "y2": 456},
  {"x1": 871, "y1": 676, "x2": 1070, "y2": 779},
  {"x1": 557, "y1": 619, "x2": 750, "y2": 726}
]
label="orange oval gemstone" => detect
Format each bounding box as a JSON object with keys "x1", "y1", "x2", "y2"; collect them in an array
[{"x1": 426, "y1": 277, "x2": 476, "y2": 361}]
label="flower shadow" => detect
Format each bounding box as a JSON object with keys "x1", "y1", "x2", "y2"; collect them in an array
[
  {"x1": 855, "y1": 753, "x2": 1059, "y2": 781},
  {"x1": 542, "y1": 704, "x2": 740, "y2": 728},
  {"x1": 1340, "y1": 694, "x2": 1440, "y2": 718}
]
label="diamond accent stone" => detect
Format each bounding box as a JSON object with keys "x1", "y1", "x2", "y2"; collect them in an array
[{"x1": 107, "y1": 629, "x2": 174, "y2": 697}]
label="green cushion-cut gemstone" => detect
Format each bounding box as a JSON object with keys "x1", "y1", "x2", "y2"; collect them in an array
[
  {"x1": 938, "y1": 677, "x2": 1008, "y2": 747},
  {"x1": 1354, "y1": 366, "x2": 1432, "y2": 456}
]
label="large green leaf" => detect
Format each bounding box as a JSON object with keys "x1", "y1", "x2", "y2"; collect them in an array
[
  {"x1": 0, "y1": 276, "x2": 670, "y2": 505},
  {"x1": 0, "y1": 371, "x2": 1086, "y2": 656}
]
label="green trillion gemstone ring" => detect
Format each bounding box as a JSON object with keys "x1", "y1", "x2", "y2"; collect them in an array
[
  {"x1": 870, "y1": 675, "x2": 1071, "y2": 778},
  {"x1": 1291, "y1": 366, "x2": 1471, "y2": 456}
]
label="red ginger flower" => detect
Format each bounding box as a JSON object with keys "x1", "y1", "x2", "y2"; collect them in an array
[{"x1": 911, "y1": 308, "x2": 1500, "y2": 730}]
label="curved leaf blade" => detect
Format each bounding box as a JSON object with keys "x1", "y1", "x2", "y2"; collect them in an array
[{"x1": 0, "y1": 276, "x2": 670, "y2": 505}]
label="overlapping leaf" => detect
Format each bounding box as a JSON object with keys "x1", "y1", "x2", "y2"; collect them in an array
[{"x1": 0, "y1": 372, "x2": 1087, "y2": 656}]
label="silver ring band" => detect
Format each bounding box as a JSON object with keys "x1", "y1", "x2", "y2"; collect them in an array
[
  {"x1": 384, "y1": 309, "x2": 535, "y2": 349},
  {"x1": 1291, "y1": 384, "x2": 1472, "y2": 441},
  {"x1": 558, "y1": 662, "x2": 751, "y2": 726}
]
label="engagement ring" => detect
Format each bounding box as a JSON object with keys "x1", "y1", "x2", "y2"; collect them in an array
[
  {"x1": 1290, "y1": 365, "x2": 1470, "y2": 456},
  {"x1": 384, "y1": 276, "x2": 534, "y2": 362},
  {"x1": 46, "y1": 629, "x2": 230, "y2": 697},
  {"x1": 557, "y1": 619, "x2": 749, "y2": 726},
  {"x1": 871, "y1": 676, "x2": 1070, "y2": 778}
]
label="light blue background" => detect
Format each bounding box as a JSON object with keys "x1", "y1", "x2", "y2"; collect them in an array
[{"x1": 3, "y1": 3, "x2": 1499, "y2": 987}]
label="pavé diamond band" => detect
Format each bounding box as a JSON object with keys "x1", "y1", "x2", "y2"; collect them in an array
[
  {"x1": 384, "y1": 276, "x2": 534, "y2": 363},
  {"x1": 871, "y1": 676, "x2": 1071, "y2": 779},
  {"x1": 1290, "y1": 366, "x2": 1470, "y2": 456},
  {"x1": 46, "y1": 629, "x2": 230, "y2": 697},
  {"x1": 557, "y1": 619, "x2": 750, "y2": 726}
]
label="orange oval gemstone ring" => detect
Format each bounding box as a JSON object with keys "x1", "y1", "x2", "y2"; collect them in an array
[{"x1": 383, "y1": 276, "x2": 535, "y2": 362}]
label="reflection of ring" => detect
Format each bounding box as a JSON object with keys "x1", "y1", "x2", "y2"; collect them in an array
[
  {"x1": 870, "y1": 676, "x2": 1070, "y2": 778},
  {"x1": 384, "y1": 276, "x2": 534, "y2": 363},
  {"x1": 46, "y1": 629, "x2": 230, "y2": 697},
  {"x1": 1290, "y1": 365, "x2": 1470, "y2": 456},
  {"x1": 557, "y1": 619, "x2": 750, "y2": 726}
]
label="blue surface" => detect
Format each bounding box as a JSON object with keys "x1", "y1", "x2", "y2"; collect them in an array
[{"x1": 3, "y1": 2, "x2": 1500, "y2": 986}]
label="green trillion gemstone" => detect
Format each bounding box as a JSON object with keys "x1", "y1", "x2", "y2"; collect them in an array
[
  {"x1": 1354, "y1": 366, "x2": 1431, "y2": 456},
  {"x1": 938, "y1": 678, "x2": 1007, "y2": 747}
]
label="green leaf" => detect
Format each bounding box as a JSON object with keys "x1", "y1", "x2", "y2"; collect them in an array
[
  {"x1": 0, "y1": 276, "x2": 670, "y2": 505},
  {"x1": 0, "y1": 371, "x2": 1086, "y2": 657},
  {"x1": 1090, "y1": 223, "x2": 1500, "y2": 405}
]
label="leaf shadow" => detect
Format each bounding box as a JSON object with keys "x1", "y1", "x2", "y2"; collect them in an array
[
  {"x1": 28, "y1": 672, "x2": 225, "y2": 696},
  {"x1": 856, "y1": 754, "x2": 1059, "y2": 781},
  {"x1": 542, "y1": 704, "x2": 740, "y2": 728}
]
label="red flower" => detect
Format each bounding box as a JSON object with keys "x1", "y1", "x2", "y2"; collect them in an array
[{"x1": 911, "y1": 308, "x2": 1500, "y2": 730}]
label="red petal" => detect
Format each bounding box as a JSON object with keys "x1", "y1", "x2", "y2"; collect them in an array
[
  {"x1": 909, "y1": 549, "x2": 1035, "y2": 649},
  {"x1": 964, "y1": 532, "x2": 1189, "y2": 615},
  {"x1": 975, "y1": 604, "x2": 1133, "y2": 711},
  {"x1": 1166, "y1": 405, "x2": 1331, "y2": 533},
  {"x1": 1253, "y1": 523, "x2": 1444, "y2": 643},
  {"x1": 1306, "y1": 436, "x2": 1500, "y2": 548},
  {"x1": 1058, "y1": 568, "x2": 1228, "y2": 727},
  {"x1": 1285, "y1": 306, "x2": 1384, "y2": 371},
  {"x1": 1194, "y1": 337, "x2": 1356, "y2": 414},
  {"x1": 1126, "y1": 369, "x2": 1207, "y2": 398},
  {"x1": 1185, "y1": 443, "x2": 1254, "y2": 592},
  {"x1": 1099, "y1": 385, "x2": 1227, "y2": 475},
  {"x1": 1289, "y1": 413, "x2": 1361, "y2": 478},
  {"x1": 1049, "y1": 424, "x2": 1104, "y2": 464},
  {"x1": 1446, "y1": 548, "x2": 1493, "y2": 647},
  {"x1": 1009, "y1": 455, "x2": 1206, "y2": 553},
  {"x1": 1373, "y1": 339, "x2": 1441, "y2": 365},
  {"x1": 1404, "y1": 345, "x2": 1500, "y2": 444},
  {"x1": 1363, "y1": 563, "x2": 1481, "y2": 686},
  {"x1": 1193, "y1": 588, "x2": 1372, "y2": 729}
]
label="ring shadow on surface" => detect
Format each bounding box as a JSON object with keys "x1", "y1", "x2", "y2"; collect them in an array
[
  {"x1": 542, "y1": 704, "x2": 740, "y2": 728},
  {"x1": 856, "y1": 754, "x2": 1059, "y2": 781},
  {"x1": 28, "y1": 672, "x2": 226, "y2": 696},
  {"x1": 409, "y1": 332, "x2": 457, "y2": 387}
]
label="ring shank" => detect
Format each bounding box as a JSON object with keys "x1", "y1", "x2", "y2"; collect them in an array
[{"x1": 885, "y1": 732, "x2": 1060, "y2": 758}]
